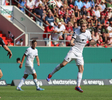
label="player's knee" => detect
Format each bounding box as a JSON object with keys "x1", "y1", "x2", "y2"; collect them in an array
[
  {"x1": 60, "y1": 63, "x2": 65, "y2": 67},
  {"x1": 81, "y1": 67, "x2": 84, "y2": 72},
  {"x1": 33, "y1": 74, "x2": 37, "y2": 79},
  {"x1": 35, "y1": 74, "x2": 37, "y2": 78},
  {"x1": 78, "y1": 65, "x2": 84, "y2": 73},
  {"x1": 23, "y1": 74, "x2": 28, "y2": 79},
  {"x1": 81, "y1": 67, "x2": 84, "y2": 73}
]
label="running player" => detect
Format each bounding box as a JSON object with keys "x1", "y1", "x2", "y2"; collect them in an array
[
  {"x1": 46, "y1": 19, "x2": 95, "y2": 93},
  {"x1": 16, "y1": 40, "x2": 44, "y2": 91},
  {"x1": 0, "y1": 37, "x2": 12, "y2": 79}
]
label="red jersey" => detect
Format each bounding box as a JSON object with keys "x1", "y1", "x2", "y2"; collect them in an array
[
  {"x1": 68, "y1": 9, "x2": 74, "y2": 16},
  {"x1": 58, "y1": 10, "x2": 65, "y2": 16}
]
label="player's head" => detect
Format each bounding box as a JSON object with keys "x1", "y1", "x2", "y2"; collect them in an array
[
  {"x1": 79, "y1": 19, "x2": 88, "y2": 32},
  {"x1": 31, "y1": 40, "x2": 37, "y2": 49},
  {"x1": 20, "y1": 38, "x2": 23, "y2": 42}
]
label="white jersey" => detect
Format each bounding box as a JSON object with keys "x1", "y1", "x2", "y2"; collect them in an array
[
  {"x1": 24, "y1": 47, "x2": 38, "y2": 67},
  {"x1": 71, "y1": 29, "x2": 92, "y2": 56},
  {"x1": 16, "y1": 41, "x2": 23, "y2": 46},
  {"x1": 52, "y1": 24, "x2": 65, "y2": 40},
  {"x1": 27, "y1": 0, "x2": 35, "y2": 9}
]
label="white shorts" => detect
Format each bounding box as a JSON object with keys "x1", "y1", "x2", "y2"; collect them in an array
[
  {"x1": 64, "y1": 51, "x2": 84, "y2": 65},
  {"x1": 24, "y1": 66, "x2": 36, "y2": 75},
  {"x1": 109, "y1": 33, "x2": 112, "y2": 37}
]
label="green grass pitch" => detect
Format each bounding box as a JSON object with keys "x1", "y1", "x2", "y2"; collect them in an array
[{"x1": 0, "y1": 85, "x2": 112, "y2": 100}]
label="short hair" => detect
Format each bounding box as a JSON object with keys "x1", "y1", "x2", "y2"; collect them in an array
[
  {"x1": 79, "y1": 19, "x2": 88, "y2": 25},
  {"x1": 20, "y1": 38, "x2": 23, "y2": 41},
  {"x1": 95, "y1": 5, "x2": 98, "y2": 7},
  {"x1": 32, "y1": 40, "x2": 37, "y2": 44}
]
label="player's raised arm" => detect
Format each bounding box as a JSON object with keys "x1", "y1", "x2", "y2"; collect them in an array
[
  {"x1": 36, "y1": 56, "x2": 40, "y2": 66},
  {"x1": 19, "y1": 54, "x2": 26, "y2": 69}
]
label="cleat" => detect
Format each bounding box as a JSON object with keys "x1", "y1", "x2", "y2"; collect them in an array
[
  {"x1": 75, "y1": 86, "x2": 83, "y2": 93},
  {"x1": 46, "y1": 74, "x2": 52, "y2": 82},
  {"x1": 16, "y1": 87, "x2": 23, "y2": 91},
  {"x1": 37, "y1": 88, "x2": 45, "y2": 91}
]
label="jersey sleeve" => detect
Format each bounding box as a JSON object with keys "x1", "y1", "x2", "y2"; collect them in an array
[
  {"x1": 24, "y1": 48, "x2": 30, "y2": 56},
  {"x1": 88, "y1": 31, "x2": 92, "y2": 41},
  {"x1": 0, "y1": 37, "x2": 5, "y2": 47},
  {"x1": 72, "y1": 32, "x2": 77, "y2": 39}
]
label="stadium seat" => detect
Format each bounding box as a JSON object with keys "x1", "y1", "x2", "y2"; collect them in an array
[
  {"x1": 0, "y1": 31, "x2": 14, "y2": 45},
  {"x1": 51, "y1": 41, "x2": 59, "y2": 47}
]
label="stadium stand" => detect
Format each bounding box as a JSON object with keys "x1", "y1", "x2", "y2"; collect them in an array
[
  {"x1": 0, "y1": 31, "x2": 14, "y2": 46},
  {"x1": 1, "y1": 0, "x2": 112, "y2": 47}
]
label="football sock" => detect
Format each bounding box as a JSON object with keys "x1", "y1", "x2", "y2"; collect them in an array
[
  {"x1": 18, "y1": 78, "x2": 25, "y2": 88},
  {"x1": 50, "y1": 64, "x2": 61, "y2": 76},
  {"x1": 77, "y1": 72, "x2": 82, "y2": 87},
  {"x1": 33, "y1": 79, "x2": 40, "y2": 89}
]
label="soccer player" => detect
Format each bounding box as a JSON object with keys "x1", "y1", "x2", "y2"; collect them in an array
[
  {"x1": 46, "y1": 19, "x2": 95, "y2": 93},
  {"x1": 0, "y1": 37, "x2": 12, "y2": 79},
  {"x1": 16, "y1": 40, "x2": 44, "y2": 91}
]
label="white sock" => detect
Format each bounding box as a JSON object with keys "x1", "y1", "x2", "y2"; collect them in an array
[
  {"x1": 18, "y1": 78, "x2": 25, "y2": 88},
  {"x1": 33, "y1": 79, "x2": 40, "y2": 89},
  {"x1": 77, "y1": 72, "x2": 82, "y2": 87},
  {"x1": 50, "y1": 64, "x2": 61, "y2": 76}
]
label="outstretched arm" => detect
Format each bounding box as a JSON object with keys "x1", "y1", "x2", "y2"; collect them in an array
[{"x1": 3, "y1": 45, "x2": 12, "y2": 58}]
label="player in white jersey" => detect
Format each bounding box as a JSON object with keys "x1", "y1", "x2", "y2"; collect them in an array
[
  {"x1": 16, "y1": 40, "x2": 44, "y2": 91},
  {"x1": 46, "y1": 19, "x2": 95, "y2": 93}
]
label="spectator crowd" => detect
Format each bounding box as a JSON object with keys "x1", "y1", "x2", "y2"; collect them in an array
[{"x1": 13, "y1": 0, "x2": 112, "y2": 47}]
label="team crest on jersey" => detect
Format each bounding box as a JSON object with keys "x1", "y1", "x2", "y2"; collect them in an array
[{"x1": 67, "y1": 58, "x2": 69, "y2": 60}]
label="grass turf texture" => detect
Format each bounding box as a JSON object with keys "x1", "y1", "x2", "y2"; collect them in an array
[{"x1": 0, "y1": 85, "x2": 112, "y2": 100}]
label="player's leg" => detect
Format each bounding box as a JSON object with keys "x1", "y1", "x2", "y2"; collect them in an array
[
  {"x1": 32, "y1": 73, "x2": 44, "y2": 91},
  {"x1": 47, "y1": 51, "x2": 73, "y2": 82},
  {"x1": 0, "y1": 69, "x2": 3, "y2": 79},
  {"x1": 77, "y1": 65, "x2": 84, "y2": 87},
  {"x1": 75, "y1": 58, "x2": 84, "y2": 93},
  {"x1": 46, "y1": 60, "x2": 68, "y2": 82},
  {"x1": 51, "y1": 60, "x2": 68, "y2": 76},
  {"x1": 17, "y1": 74, "x2": 28, "y2": 91}
]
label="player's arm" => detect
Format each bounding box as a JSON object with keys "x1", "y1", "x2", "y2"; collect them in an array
[
  {"x1": 19, "y1": 54, "x2": 26, "y2": 69},
  {"x1": 3, "y1": 45, "x2": 12, "y2": 58},
  {"x1": 89, "y1": 39, "x2": 96, "y2": 45},
  {"x1": 0, "y1": 37, "x2": 12, "y2": 58},
  {"x1": 70, "y1": 38, "x2": 75, "y2": 46},
  {"x1": 88, "y1": 31, "x2": 96, "y2": 46},
  {"x1": 36, "y1": 56, "x2": 40, "y2": 66},
  {"x1": 70, "y1": 32, "x2": 76, "y2": 46}
]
